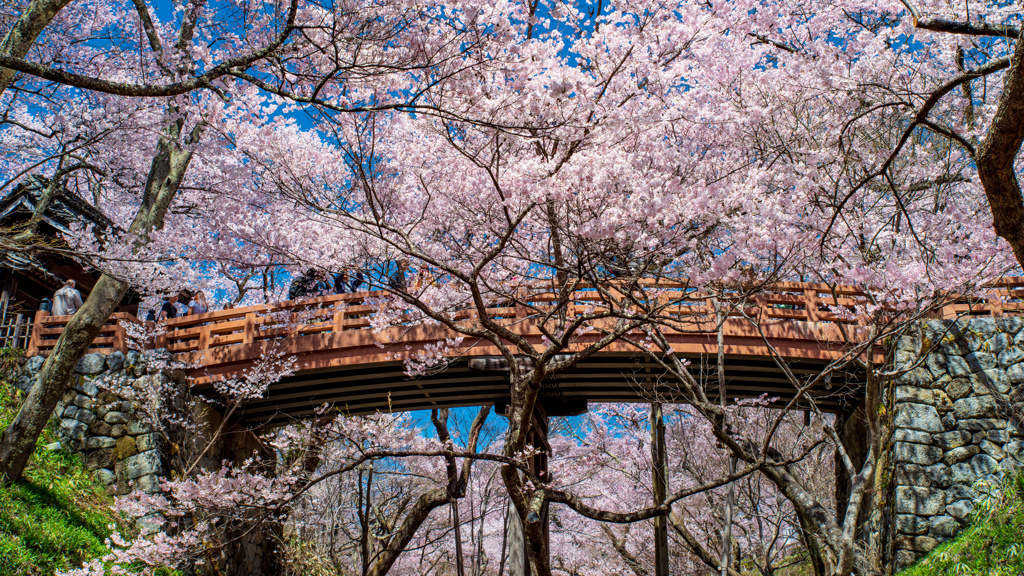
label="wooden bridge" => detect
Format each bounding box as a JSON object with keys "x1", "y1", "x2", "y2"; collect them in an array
[{"x1": 25, "y1": 279, "x2": 1024, "y2": 425}]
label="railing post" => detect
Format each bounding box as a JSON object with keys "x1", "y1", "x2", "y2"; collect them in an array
[
  {"x1": 113, "y1": 319, "x2": 127, "y2": 353},
  {"x1": 198, "y1": 325, "x2": 210, "y2": 350},
  {"x1": 244, "y1": 312, "x2": 255, "y2": 344},
  {"x1": 804, "y1": 289, "x2": 820, "y2": 322},
  {"x1": 26, "y1": 310, "x2": 48, "y2": 356},
  {"x1": 332, "y1": 304, "x2": 345, "y2": 333}
]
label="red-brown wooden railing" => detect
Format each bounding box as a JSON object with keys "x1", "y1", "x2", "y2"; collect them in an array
[{"x1": 26, "y1": 278, "x2": 1024, "y2": 360}]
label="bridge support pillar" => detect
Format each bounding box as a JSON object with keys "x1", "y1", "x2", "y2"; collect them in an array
[
  {"x1": 651, "y1": 402, "x2": 670, "y2": 576},
  {"x1": 186, "y1": 399, "x2": 283, "y2": 576},
  {"x1": 507, "y1": 404, "x2": 550, "y2": 576}
]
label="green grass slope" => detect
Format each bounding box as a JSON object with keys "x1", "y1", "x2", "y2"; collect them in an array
[
  {"x1": 0, "y1": 359, "x2": 124, "y2": 576},
  {"x1": 898, "y1": 471, "x2": 1024, "y2": 576}
]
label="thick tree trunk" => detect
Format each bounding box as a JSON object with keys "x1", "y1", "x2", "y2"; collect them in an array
[
  {"x1": 979, "y1": 38, "x2": 1024, "y2": 267},
  {"x1": 0, "y1": 136, "x2": 193, "y2": 482},
  {"x1": 0, "y1": 0, "x2": 75, "y2": 95}
]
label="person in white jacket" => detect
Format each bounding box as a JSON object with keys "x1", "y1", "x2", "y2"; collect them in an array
[{"x1": 52, "y1": 279, "x2": 83, "y2": 316}]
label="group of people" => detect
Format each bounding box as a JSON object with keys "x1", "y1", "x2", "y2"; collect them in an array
[
  {"x1": 147, "y1": 289, "x2": 210, "y2": 322},
  {"x1": 288, "y1": 266, "x2": 366, "y2": 301}
]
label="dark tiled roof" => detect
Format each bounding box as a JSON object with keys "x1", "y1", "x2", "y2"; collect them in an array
[{"x1": 0, "y1": 176, "x2": 114, "y2": 233}]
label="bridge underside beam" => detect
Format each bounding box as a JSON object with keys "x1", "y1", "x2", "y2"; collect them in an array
[{"x1": 198, "y1": 354, "x2": 864, "y2": 427}]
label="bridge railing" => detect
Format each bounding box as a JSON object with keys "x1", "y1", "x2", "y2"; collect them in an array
[{"x1": 25, "y1": 277, "x2": 1024, "y2": 357}]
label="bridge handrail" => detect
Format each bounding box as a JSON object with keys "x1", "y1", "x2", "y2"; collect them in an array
[{"x1": 25, "y1": 277, "x2": 1024, "y2": 357}]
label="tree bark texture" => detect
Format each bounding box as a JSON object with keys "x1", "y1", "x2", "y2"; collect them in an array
[
  {"x1": 0, "y1": 0, "x2": 74, "y2": 95},
  {"x1": 979, "y1": 37, "x2": 1024, "y2": 267}
]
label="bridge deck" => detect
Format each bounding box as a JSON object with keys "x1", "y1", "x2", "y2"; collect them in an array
[{"x1": 25, "y1": 279, "x2": 1024, "y2": 422}]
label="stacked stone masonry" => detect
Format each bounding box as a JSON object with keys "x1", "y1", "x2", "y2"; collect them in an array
[
  {"x1": 15, "y1": 350, "x2": 169, "y2": 502},
  {"x1": 891, "y1": 318, "x2": 1024, "y2": 569}
]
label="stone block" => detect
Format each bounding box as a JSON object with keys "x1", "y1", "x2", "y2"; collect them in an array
[
  {"x1": 83, "y1": 436, "x2": 116, "y2": 450},
  {"x1": 93, "y1": 469, "x2": 116, "y2": 486},
  {"x1": 63, "y1": 405, "x2": 80, "y2": 420},
  {"x1": 114, "y1": 436, "x2": 138, "y2": 460},
  {"x1": 111, "y1": 424, "x2": 127, "y2": 438},
  {"x1": 987, "y1": 429, "x2": 1010, "y2": 443},
  {"x1": 960, "y1": 418, "x2": 1003, "y2": 431},
  {"x1": 135, "y1": 433, "x2": 159, "y2": 452},
  {"x1": 75, "y1": 353, "x2": 107, "y2": 375},
  {"x1": 895, "y1": 464, "x2": 932, "y2": 487},
  {"x1": 966, "y1": 318, "x2": 997, "y2": 339},
  {"x1": 895, "y1": 442, "x2": 943, "y2": 466},
  {"x1": 912, "y1": 536, "x2": 940, "y2": 553},
  {"x1": 73, "y1": 378, "x2": 98, "y2": 397},
  {"x1": 942, "y1": 445, "x2": 980, "y2": 465},
  {"x1": 946, "y1": 499, "x2": 974, "y2": 522},
  {"x1": 895, "y1": 387, "x2": 951, "y2": 409},
  {"x1": 106, "y1": 351, "x2": 125, "y2": 372},
  {"x1": 896, "y1": 486, "x2": 945, "y2": 516},
  {"x1": 26, "y1": 355, "x2": 44, "y2": 374},
  {"x1": 950, "y1": 463, "x2": 975, "y2": 485},
  {"x1": 971, "y1": 453, "x2": 1000, "y2": 477},
  {"x1": 977, "y1": 370, "x2": 1011, "y2": 394},
  {"x1": 945, "y1": 378, "x2": 972, "y2": 400},
  {"x1": 126, "y1": 420, "x2": 152, "y2": 434},
  {"x1": 945, "y1": 356, "x2": 972, "y2": 377},
  {"x1": 980, "y1": 439, "x2": 1007, "y2": 460},
  {"x1": 987, "y1": 333, "x2": 1013, "y2": 354},
  {"x1": 83, "y1": 448, "x2": 115, "y2": 471},
  {"x1": 947, "y1": 483, "x2": 978, "y2": 502},
  {"x1": 895, "y1": 403, "x2": 944, "y2": 433},
  {"x1": 998, "y1": 317, "x2": 1024, "y2": 335},
  {"x1": 75, "y1": 410, "x2": 96, "y2": 425},
  {"x1": 896, "y1": 514, "x2": 929, "y2": 535},
  {"x1": 1005, "y1": 440, "x2": 1024, "y2": 461},
  {"x1": 60, "y1": 418, "x2": 88, "y2": 441},
  {"x1": 135, "y1": 474, "x2": 161, "y2": 493},
  {"x1": 894, "y1": 550, "x2": 918, "y2": 568},
  {"x1": 104, "y1": 411, "x2": 129, "y2": 425},
  {"x1": 119, "y1": 400, "x2": 136, "y2": 414},
  {"x1": 900, "y1": 368, "x2": 938, "y2": 388},
  {"x1": 967, "y1": 352, "x2": 998, "y2": 372},
  {"x1": 72, "y1": 394, "x2": 94, "y2": 410},
  {"x1": 999, "y1": 346, "x2": 1024, "y2": 368},
  {"x1": 928, "y1": 515, "x2": 959, "y2": 538},
  {"x1": 44, "y1": 441, "x2": 63, "y2": 452},
  {"x1": 137, "y1": 513, "x2": 164, "y2": 535},
  {"x1": 1008, "y1": 363, "x2": 1024, "y2": 384},
  {"x1": 892, "y1": 429, "x2": 935, "y2": 445},
  {"x1": 925, "y1": 464, "x2": 953, "y2": 488},
  {"x1": 125, "y1": 450, "x2": 161, "y2": 480},
  {"x1": 934, "y1": 430, "x2": 971, "y2": 450},
  {"x1": 90, "y1": 421, "x2": 113, "y2": 436},
  {"x1": 953, "y1": 396, "x2": 999, "y2": 420},
  {"x1": 941, "y1": 413, "x2": 956, "y2": 430},
  {"x1": 925, "y1": 354, "x2": 948, "y2": 379}
]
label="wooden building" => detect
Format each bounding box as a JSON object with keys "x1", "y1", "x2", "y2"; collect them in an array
[{"x1": 0, "y1": 177, "x2": 139, "y2": 348}]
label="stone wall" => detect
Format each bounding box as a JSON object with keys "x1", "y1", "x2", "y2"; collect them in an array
[
  {"x1": 14, "y1": 350, "x2": 176, "y2": 514},
  {"x1": 890, "y1": 318, "x2": 1024, "y2": 569}
]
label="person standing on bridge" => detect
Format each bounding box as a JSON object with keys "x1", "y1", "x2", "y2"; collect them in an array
[
  {"x1": 334, "y1": 267, "x2": 365, "y2": 294},
  {"x1": 52, "y1": 279, "x2": 83, "y2": 316},
  {"x1": 388, "y1": 259, "x2": 409, "y2": 292},
  {"x1": 157, "y1": 293, "x2": 179, "y2": 321}
]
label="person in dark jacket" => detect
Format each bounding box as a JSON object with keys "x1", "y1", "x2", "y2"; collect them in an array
[
  {"x1": 288, "y1": 269, "x2": 317, "y2": 300},
  {"x1": 334, "y1": 268, "x2": 366, "y2": 293},
  {"x1": 388, "y1": 259, "x2": 409, "y2": 292}
]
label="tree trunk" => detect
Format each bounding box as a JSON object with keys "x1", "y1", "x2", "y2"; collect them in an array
[
  {"x1": 0, "y1": 136, "x2": 193, "y2": 482},
  {"x1": 0, "y1": 0, "x2": 75, "y2": 95},
  {"x1": 979, "y1": 37, "x2": 1024, "y2": 267}
]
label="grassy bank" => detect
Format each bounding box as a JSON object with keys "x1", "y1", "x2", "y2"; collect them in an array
[
  {"x1": 0, "y1": 360, "x2": 123, "y2": 576},
  {"x1": 899, "y1": 471, "x2": 1024, "y2": 576}
]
